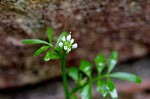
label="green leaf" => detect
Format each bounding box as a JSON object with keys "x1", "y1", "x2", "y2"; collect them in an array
[
  {"x1": 68, "y1": 67, "x2": 79, "y2": 83},
  {"x1": 78, "y1": 74, "x2": 87, "y2": 86},
  {"x1": 34, "y1": 46, "x2": 49, "y2": 56},
  {"x1": 71, "y1": 94, "x2": 78, "y2": 99},
  {"x1": 106, "y1": 78, "x2": 115, "y2": 92},
  {"x1": 107, "y1": 51, "x2": 118, "y2": 73},
  {"x1": 96, "y1": 80, "x2": 108, "y2": 98},
  {"x1": 71, "y1": 81, "x2": 83, "y2": 95},
  {"x1": 21, "y1": 39, "x2": 51, "y2": 46},
  {"x1": 80, "y1": 84, "x2": 92, "y2": 99},
  {"x1": 109, "y1": 72, "x2": 142, "y2": 83},
  {"x1": 47, "y1": 28, "x2": 53, "y2": 44},
  {"x1": 79, "y1": 60, "x2": 92, "y2": 78},
  {"x1": 44, "y1": 50, "x2": 59, "y2": 61},
  {"x1": 79, "y1": 78, "x2": 88, "y2": 87},
  {"x1": 55, "y1": 32, "x2": 68, "y2": 48},
  {"x1": 97, "y1": 79, "x2": 118, "y2": 99},
  {"x1": 95, "y1": 54, "x2": 106, "y2": 74},
  {"x1": 106, "y1": 78, "x2": 118, "y2": 99}
]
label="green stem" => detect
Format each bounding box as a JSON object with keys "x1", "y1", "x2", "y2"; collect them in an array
[
  {"x1": 60, "y1": 55, "x2": 70, "y2": 99},
  {"x1": 71, "y1": 75, "x2": 109, "y2": 94}
]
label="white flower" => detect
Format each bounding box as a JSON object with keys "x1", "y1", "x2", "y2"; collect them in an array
[
  {"x1": 70, "y1": 39, "x2": 74, "y2": 44},
  {"x1": 58, "y1": 33, "x2": 78, "y2": 54},
  {"x1": 67, "y1": 48, "x2": 71, "y2": 52},
  {"x1": 58, "y1": 42, "x2": 63, "y2": 47},
  {"x1": 62, "y1": 36, "x2": 66, "y2": 41},
  {"x1": 64, "y1": 46, "x2": 68, "y2": 50},
  {"x1": 72, "y1": 43, "x2": 78, "y2": 49},
  {"x1": 66, "y1": 35, "x2": 71, "y2": 41}
]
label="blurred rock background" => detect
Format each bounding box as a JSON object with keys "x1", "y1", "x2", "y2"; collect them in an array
[{"x1": 0, "y1": 0, "x2": 150, "y2": 98}]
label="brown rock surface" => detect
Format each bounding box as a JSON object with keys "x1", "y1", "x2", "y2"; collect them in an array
[{"x1": 0, "y1": 0, "x2": 150, "y2": 88}]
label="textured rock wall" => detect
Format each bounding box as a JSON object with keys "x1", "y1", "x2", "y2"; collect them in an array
[{"x1": 0, "y1": 0, "x2": 150, "y2": 88}]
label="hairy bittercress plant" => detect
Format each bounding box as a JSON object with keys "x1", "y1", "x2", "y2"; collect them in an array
[{"x1": 22, "y1": 28, "x2": 142, "y2": 99}]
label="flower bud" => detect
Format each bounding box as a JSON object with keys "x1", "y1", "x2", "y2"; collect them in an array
[
  {"x1": 72, "y1": 43, "x2": 78, "y2": 49},
  {"x1": 58, "y1": 42, "x2": 63, "y2": 47},
  {"x1": 70, "y1": 39, "x2": 74, "y2": 44},
  {"x1": 67, "y1": 35, "x2": 71, "y2": 41},
  {"x1": 64, "y1": 46, "x2": 68, "y2": 50}
]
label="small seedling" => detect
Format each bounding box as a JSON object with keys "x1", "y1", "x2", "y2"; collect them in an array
[{"x1": 22, "y1": 28, "x2": 142, "y2": 99}]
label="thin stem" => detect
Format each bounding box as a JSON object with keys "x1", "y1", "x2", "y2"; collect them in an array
[
  {"x1": 92, "y1": 74, "x2": 108, "y2": 82},
  {"x1": 60, "y1": 55, "x2": 70, "y2": 99},
  {"x1": 71, "y1": 75, "x2": 109, "y2": 94}
]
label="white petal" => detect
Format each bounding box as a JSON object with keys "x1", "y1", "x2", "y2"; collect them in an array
[
  {"x1": 72, "y1": 43, "x2": 78, "y2": 49},
  {"x1": 62, "y1": 36, "x2": 66, "y2": 41},
  {"x1": 67, "y1": 35, "x2": 71, "y2": 41},
  {"x1": 64, "y1": 46, "x2": 68, "y2": 50},
  {"x1": 70, "y1": 39, "x2": 74, "y2": 44},
  {"x1": 58, "y1": 42, "x2": 63, "y2": 47}
]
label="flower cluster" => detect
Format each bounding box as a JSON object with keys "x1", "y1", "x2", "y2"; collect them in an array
[{"x1": 58, "y1": 34, "x2": 78, "y2": 53}]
